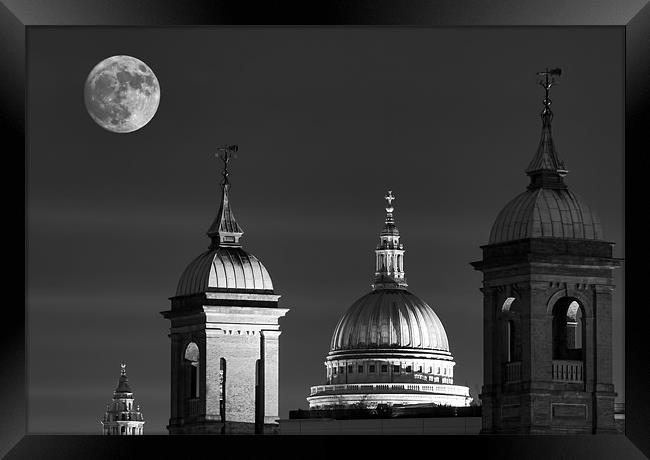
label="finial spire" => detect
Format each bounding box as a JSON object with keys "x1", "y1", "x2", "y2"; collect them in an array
[
  {"x1": 215, "y1": 144, "x2": 239, "y2": 185},
  {"x1": 120, "y1": 362, "x2": 126, "y2": 376},
  {"x1": 537, "y1": 67, "x2": 561, "y2": 120},
  {"x1": 207, "y1": 144, "x2": 244, "y2": 249},
  {"x1": 525, "y1": 68, "x2": 568, "y2": 188}
]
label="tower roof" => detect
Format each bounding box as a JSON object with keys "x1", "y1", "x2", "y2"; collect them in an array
[
  {"x1": 488, "y1": 68, "x2": 604, "y2": 245},
  {"x1": 176, "y1": 246, "x2": 274, "y2": 296},
  {"x1": 175, "y1": 144, "x2": 275, "y2": 298}
]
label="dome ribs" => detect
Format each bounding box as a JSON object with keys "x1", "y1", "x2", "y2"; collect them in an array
[
  {"x1": 489, "y1": 188, "x2": 604, "y2": 244},
  {"x1": 330, "y1": 290, "x2": 450, "y2": 354},
  {"x1": 175, "y1": 247, "x2": 274, "y2": 296}
]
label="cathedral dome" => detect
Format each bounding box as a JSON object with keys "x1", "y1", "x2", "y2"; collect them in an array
[
  {"x1": 330, "y1": 289, "x2": 449, "y2": 352},
  {"x1": 489, "y1": 187, "x2": 603, "y2": 244},
  {"x1": 176, "y1": 247, "x2": 273, "y2": 296}
]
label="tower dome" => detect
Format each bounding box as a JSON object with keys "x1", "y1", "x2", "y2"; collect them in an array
[
  {"x1": 330, "y1": 289, "x2": 449, "y2": 352},
  {"x1": 489, "y1": 188, "x2": 603, "y2": 244},
  {"x1": 307, "y1": 191, "x2": 471, "y2": 410},
  {"x1": 176, "y1": 248, "x2": 273, "y2": 296},
  {"x1": 488, "y1": 68, "x2": 604, "y2": 245},
  {"x1": 174, "y1": 146, "x2": 273, "y2": 297}
]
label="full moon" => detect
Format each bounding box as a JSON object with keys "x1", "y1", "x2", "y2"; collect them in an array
[{"x1": 84, "y1": 55, "x2": 160, "y2": 133}]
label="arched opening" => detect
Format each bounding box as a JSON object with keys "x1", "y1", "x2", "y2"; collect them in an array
[
  {"x1": 552, "y1": 298, "x2": 585, "y2": 361},
  {"x1": 502, "y1": 297, "x2": 516, "y2": 312},
  {"x1": 184, "y1": 342, "x2": 200, "y2": 399},
  {"x1": 397, "y1": 254, "x2": 402, "y2": 272}
]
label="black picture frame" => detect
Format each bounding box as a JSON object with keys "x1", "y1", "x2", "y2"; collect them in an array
[{"x1": 2, "y1": 1, "x2": 648, "y2": 458}]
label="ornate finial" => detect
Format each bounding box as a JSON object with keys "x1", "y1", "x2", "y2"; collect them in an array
[
  {"x1": 385, "y1": 190, "x2": 395, "y2": 213},
  {"x1": 214, "y1": 144, "x2": 239, "y2": 185},
  {"x1": 120, "y1": 362, "x2": 126, "y2": 376},
  {"x1": 536, "y1": 68, "x2": 561, "y2": 119},
  {"x1": 207, "y1": 144, "x2": 244, "y2": 248}
]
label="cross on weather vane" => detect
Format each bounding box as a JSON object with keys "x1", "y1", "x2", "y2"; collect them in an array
[
  {"x1": 214, "y1": 144, "x2": 239, "y2": 185},
  {"x1": 536, "y1": 67, "x2": 562, "y2": 116}
]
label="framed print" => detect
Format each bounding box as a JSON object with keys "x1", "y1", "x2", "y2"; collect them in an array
[{"x1": 2, "y1": 0, "x2": 649, "y2": 458}]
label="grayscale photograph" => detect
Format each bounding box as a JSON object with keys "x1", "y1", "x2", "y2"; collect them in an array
[{"x1": 24, "y1": 25, "x2": 625, "y2": 441}]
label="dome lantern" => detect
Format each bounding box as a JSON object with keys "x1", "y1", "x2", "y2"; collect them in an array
[{"x1": 372, "y1": 190, "x2": 407, "y2": 290}]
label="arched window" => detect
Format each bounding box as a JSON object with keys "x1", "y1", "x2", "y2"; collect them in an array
[
  {"x1": 552, "y1": 299, "x2": 585, "y2": 360},
  {"x1": 184, "y1": 342, "x2": 200, "y2": 399},
  {"x1": 502, "y1": 297, "x2": 516, "y2": 312},
  {"x1": 397, "y1": 254, "x2": 402, "y2": 272}
]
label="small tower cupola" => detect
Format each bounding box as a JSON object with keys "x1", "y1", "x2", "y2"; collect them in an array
[{"x1": 372, "y1": 190, "x2": 407, "y2": 290}]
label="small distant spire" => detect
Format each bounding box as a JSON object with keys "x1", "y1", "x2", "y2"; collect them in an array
[
  {"x1": 207, "y1": 145, "x2": 244, "y2": 248},
  {"x1": 525, "y1": 68, "x2": 568, "y2": 189}
]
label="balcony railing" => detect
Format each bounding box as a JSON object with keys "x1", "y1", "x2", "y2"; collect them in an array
[
  {"x1": 504, "y1": 361, "x2": 521, "y2": 383},
  {"x1": 186, "y1": 398, "x2": 201, "y2": 417},
  {"x1": 310, "y1": 382, "x2": 470, "y2": 397},
  {"x1": 552, "y1": 360, "x2": 583, "y2": 383}
]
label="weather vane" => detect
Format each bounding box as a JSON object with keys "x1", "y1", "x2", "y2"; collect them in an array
[
  {"x1": 536, "y1": 67, "x2": 562, "y2": 117},
  {"x1": 214, "y1": 144, "x2": 239, "y2": 184}
]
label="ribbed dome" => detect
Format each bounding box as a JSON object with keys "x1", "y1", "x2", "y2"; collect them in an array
[
  {"x1": 330, "y1": 289, "x2": 449, "y2": 352},
  {"x1": 489, "y1": 187, "x2": 603, "y2": 244},
  {"x1": 176, "y1": 247, "x2": 273, "y2": 296}
]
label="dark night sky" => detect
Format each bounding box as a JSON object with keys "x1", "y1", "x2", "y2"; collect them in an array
[{"x1": 27, "y1": 27, "x2": 624, "y2": 434}]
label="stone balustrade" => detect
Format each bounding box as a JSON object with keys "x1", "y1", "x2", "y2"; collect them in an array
[{"x1": 310, "y1": 382, "x2": 470, "y2": 397}]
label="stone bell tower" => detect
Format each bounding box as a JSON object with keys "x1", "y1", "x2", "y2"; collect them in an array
[
  {"x1": 162, "y1": 145, "x2": 289, "y2": 434},
  {"x1": 471, "y1": 69, "x2": 621, "y2": 434}
]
